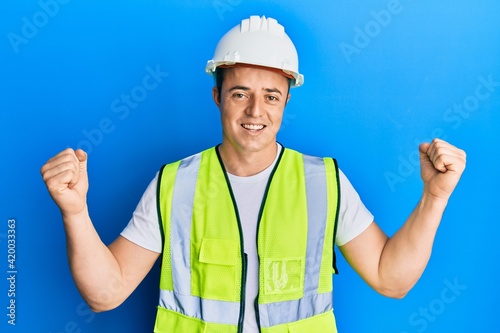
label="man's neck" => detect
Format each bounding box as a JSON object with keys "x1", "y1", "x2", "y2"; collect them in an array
[{"x1": 218, "y1": 142, "x2": 278, "y2": 177}]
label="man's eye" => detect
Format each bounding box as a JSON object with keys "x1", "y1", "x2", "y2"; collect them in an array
[
  {"x1": 268, "y1": 96, "x2": 278, "y2": 101},
  {"x1": 233, "y1": 93, "x2": 245, "y2": 99}
]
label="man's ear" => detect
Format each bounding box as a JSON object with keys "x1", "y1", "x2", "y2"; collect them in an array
[
  {"x1": 285, "y1": 92, "x2": 291, "y2": 106},
  {"x1": 212, "y1": 86, "x2": 221, "y2": 108}
]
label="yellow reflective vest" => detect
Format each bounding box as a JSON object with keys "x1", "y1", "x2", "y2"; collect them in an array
[{"x1": 154, "y1": 146, "x2": 340, "y2": 333}]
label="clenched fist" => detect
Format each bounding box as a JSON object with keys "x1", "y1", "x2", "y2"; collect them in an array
[
  {"x1": 419, "y1": 139, "x2": 466, "y2": 202},
  {"x1": 41, "y1": 148, "x2": 89, "y2": 217}
]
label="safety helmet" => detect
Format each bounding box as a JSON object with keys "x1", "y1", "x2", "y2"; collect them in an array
[{"x1": 205, "y1": 15, "x2": 304, "y2": 87}]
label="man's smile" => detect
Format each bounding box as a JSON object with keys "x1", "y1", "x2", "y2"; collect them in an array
[{"x1": 241, "y1": 123, "x2": 265, "y2": 131}]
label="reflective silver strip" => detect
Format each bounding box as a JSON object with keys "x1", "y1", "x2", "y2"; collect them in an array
[
  {"x1": 258, "y1": 292, "x2": 333, "y2": 328},
  {"x1": 303, "y1": 154, "x2": 328, "y2": 294},
  {"x1": 170, "y1": 153, "x2": 201, "y2": 295},
  {"x1": 159, "y1": 289, "x2": 240, "y2": 325},
  {"x1": 259, "y1": 154, "x2": 332, "y2": 328}
]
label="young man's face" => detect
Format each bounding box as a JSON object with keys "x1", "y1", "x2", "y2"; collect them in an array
[{"x1": 213, "y1": 65, "x2": 291, "y2": 156}]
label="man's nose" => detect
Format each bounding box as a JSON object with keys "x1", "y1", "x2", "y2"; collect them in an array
[{"x1": 246, "y1": 97, "x2": 264, "y2": 117}]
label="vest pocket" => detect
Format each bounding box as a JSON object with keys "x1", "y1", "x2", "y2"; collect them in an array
[
  {"x1": 263, "y1": 257, "x2": 305, "y2": 299},
  {"x1": 154, "y1": 306, "x2": 206, "y2": 333},
  {"x1": 193, "y1": 238, "x2": 240, "y2": 301},
  {"x1": 199, "y1": 238, "x2": 238, "y2": 265}
]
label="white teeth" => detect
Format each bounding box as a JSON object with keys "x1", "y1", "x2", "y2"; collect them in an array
[{"x1": 242, "y1": 124, "x2": 264, "y2": 130}]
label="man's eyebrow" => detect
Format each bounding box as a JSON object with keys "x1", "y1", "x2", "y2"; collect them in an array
[
  {"x1": 227, "y1": 86, "x2": 283, "y2": 96},
  {"x1": 228, "y1": 85, "x2": 251, "y2": 92},
  {"x1": 264, "y1": 87, "x2": 283, "y2": 96}
]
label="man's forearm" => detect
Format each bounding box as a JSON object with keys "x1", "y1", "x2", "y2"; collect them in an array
[
  {"x1": 378, "y1": 193, "x2": 448, "y2": 297},
  {"x1": 63, "y1": 207, "x2": 126, "y2": 312}
]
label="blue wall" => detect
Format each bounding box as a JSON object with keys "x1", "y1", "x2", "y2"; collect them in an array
[{"x1": 1, "y1": 0, "x2": 499, "y2": 332}]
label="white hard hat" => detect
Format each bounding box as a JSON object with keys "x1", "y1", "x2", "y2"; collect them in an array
[{"x1": 206, "y1": 15, "x2": 304, "y2": 88}]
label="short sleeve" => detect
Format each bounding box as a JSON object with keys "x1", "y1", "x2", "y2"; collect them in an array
[
  {"x1": 335, "y1": 169, "x2": 374, "y2": 246},
  {"x1": 120, "y1": 173, "x2": 163, "y2": 253}
]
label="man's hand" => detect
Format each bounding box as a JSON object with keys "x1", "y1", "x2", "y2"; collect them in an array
[
  {"x1": 40, "y1": 148, "x2": 89, "y2": 217},
  {"x1": 419, "y1": 139, "x2": 466, "y2": 202}
]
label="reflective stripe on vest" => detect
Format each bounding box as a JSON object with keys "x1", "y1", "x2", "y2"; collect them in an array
[{"x1": 155, "y1": 146, "x2": 340, "y2": 333}]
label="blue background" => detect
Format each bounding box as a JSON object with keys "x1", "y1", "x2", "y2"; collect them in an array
[{"x1": 1, "y1": 0, "x2": 499, "y2": 332}]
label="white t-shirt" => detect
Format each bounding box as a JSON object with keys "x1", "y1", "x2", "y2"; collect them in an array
[{"x1": 120, "y1": 145, "x2": 373, "y2": 332}]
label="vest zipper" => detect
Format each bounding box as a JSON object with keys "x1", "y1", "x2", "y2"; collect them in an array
[
  {"x1": 254, "y1": 295, "x2": 262, "y2": 332},
  {"x1": 238, "y1": 253, "x2": 248, "y2": 333}
]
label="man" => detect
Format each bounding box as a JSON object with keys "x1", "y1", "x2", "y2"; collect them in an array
[{"x1": 41, "y1": 16, "x2": 466, "y2": 333}]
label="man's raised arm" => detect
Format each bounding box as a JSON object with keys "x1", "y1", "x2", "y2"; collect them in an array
[
  {"x1": 340, "y1": 139, "x2": 466, "y2": 298},
  {"x1": 41, "y1": 148, "x2": 159, "y2": 311}
]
